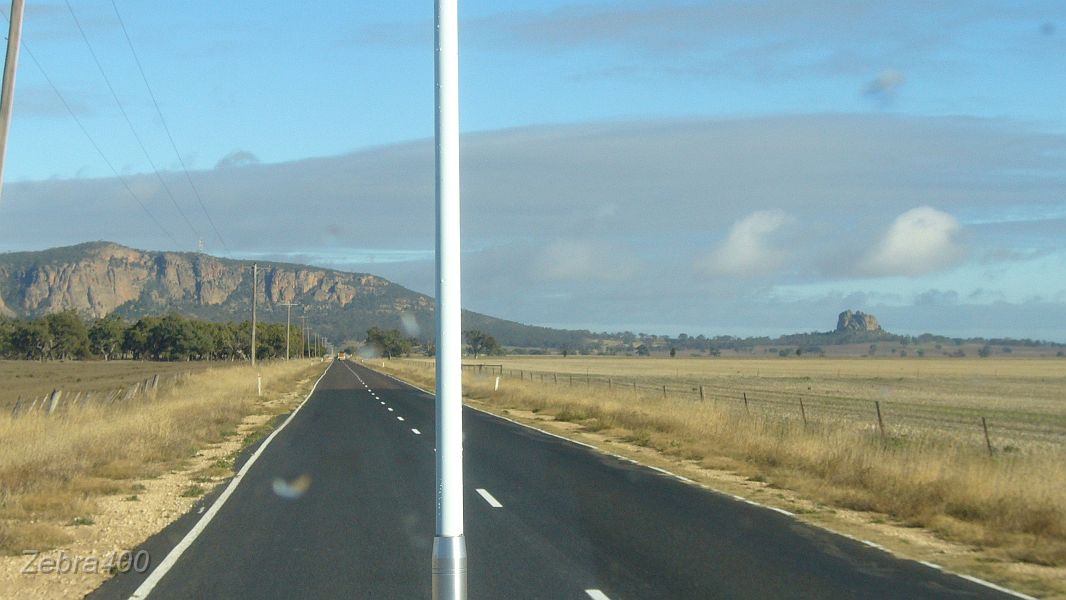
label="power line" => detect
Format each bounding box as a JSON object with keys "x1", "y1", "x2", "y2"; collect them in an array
[
  {"x1": 109, "y1": 0, "x2": 229, "y2": 253},
  {"x1": 64, "y1": 0, "x2": 200, "y2": 245},
  {"x1": 15, "y1": 40, "x2": 180, "y2": 247}
]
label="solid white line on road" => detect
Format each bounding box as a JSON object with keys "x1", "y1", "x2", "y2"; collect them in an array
[
  {"x1": 956, "y1": 575, "x2": 1040, "y2": 600},
  {"x1": 919, "y1": 561, "x2": 942, "y2": 570},
  {"x1": 585, "y1": 590, "x2": 612, "y2": 600},
  {"x1": 128, "y1": 361, "x2": 333, "y2": 600},
  {"x1": 397, "y1": 416, "x2": 405, "y2": 421},
  {"x1": 476, "y1": 488, "x2": 503, "y2": 508}
]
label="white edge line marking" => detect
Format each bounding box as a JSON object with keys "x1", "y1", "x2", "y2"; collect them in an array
[
  {"x1": 956, "y1": 575, "x2": 1039, "y2": 600},
  {"x1": 919, "y1": 561, "x2": 942, "y2": 570},
  {"x1": 362, "y1": 362, "x2": 1042, "y2": 600},
  {"x1": 412, "y1": 428, "x2": 421, "y2": 435},
  {"x1": 129, "y1": 361, "x2": 333, "y2": 600},
  {"x1": 476, "y1": 488, "x2": 503, "y2": 508}
]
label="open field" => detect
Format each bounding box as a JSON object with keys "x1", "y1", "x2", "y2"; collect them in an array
[
  {"x1": 0, "y1": 360, "x2": 220, "y2": 413},
  {"x1": 430, "y1": 356, "x2": 1066, "y2": 451},
  {"x1": 370, "y1": 356, "x2": 1066, "y2": 596},
  {"x1": 0, "y1": 359, "x2": 323, "y2": 562}
]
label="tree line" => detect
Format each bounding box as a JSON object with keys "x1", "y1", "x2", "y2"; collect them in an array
[
  {"x1": 0, "y1": 311, "x2": 321, "y2": 361},
  {"x1": 361, "y1": 327, "x2": 501, "y2": 358}
]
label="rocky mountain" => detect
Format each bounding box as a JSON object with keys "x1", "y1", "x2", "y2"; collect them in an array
[
  {"x1": 0, "y1": 242, "x2": 590, "y2": 348},
  {"x1": 836, "y1": 310, "x2": 882, "y2": 333}
]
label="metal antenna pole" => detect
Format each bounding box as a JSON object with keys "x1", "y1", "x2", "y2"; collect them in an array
[
  {"x1": 433, "y1": 0, "x2": 465, "y2": 597},
  {"x1": 0, "y1": 0, "x2": 25, "y2": 202},
  {"x1": 251, "y1": 263, "x2": 257, "y2": 367},
  {"x1": 280, "y1": 302, "x2": 298, "y2": 360}
]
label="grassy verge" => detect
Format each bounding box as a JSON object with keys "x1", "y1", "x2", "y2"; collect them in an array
[
  {"x1": 0, "y1": 359, "x2": 323, "y2": 555},
  {"x1": 368, "y1": 358, "x2": 1066, "y2": 595}
]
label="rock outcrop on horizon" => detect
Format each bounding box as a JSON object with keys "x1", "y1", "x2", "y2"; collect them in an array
[{"x1": 836, "y1": 310, "x2": 882, "y2": 333}]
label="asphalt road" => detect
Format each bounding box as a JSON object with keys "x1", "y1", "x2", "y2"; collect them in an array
[{"x1": 92, "y1": 359, "x2": 1023, "y2": 599}]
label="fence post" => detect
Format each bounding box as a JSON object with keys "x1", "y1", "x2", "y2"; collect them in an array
[
  {"x1": 11, "y1": 395, "x2": 22, "y2": 416},
  {"x1": 494, "y1": 376, "x2": 500, "y2": 391},
  {"x1": 569, "y1": 375, "x2": 573, "y2": 386},
  {"x1": 875, "y1": 401, "x2": 886, "y2": 444},
  {"x1": 608, "y1": 378, "x2": 612, "y2": 390},
  {"x1": 743, "y1": 392, "x2": 749, "y2": 415},
  {"x1": 981, "y1": 417, "x2": 993, "y2": 457},
  {"x1": 47, "y1": 389, "x2": 63, "y2": 414},
  {"x1": 662, "y1": 385, "x2": 667, "y2": 398},
  {"x1": 699, "y1": 385, "x2": 704, "y2": 401},
  {"x1": 800, "y1": 399, "x2": 808, "y2": 426}
]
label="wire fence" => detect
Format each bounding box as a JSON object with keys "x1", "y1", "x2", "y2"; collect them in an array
[
  {"x1": 389, "y1": 360, "x2": 1066, "y2": 454},
  {"x1": 7, "y1": 371, "x2": 194, "y2": 418}
]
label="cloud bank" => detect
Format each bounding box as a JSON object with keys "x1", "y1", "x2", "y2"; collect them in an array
[{"x1": 1, "y1": 114, "x2": 1064, "y2": 339}]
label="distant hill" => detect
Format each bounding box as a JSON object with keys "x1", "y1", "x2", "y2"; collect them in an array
[{"x1": 0, "y1": 242, "x2": 594, "y2": 348}]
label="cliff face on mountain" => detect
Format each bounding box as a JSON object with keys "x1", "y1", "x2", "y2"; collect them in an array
[
  {"x1": 0, "y1": 242, "x2": 438, "y2": 341},
  {"x1": 0, "y1": 241, "x2": 417, "y2": 316}
]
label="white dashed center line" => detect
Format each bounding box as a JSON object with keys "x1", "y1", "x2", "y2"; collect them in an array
[
  {"x1": 387, "y1": 407, "x2": 394, "y2": 412},
  {"x1": 475, "y1": 488, "x2": 503, "y2": 508},
  {"x1": 411, "y1": 429, "x2": 421, "y2": 435},
  {"x1": 397, "y1": 416, "x2": 405, "y2": 422},
  {"x1": 585, "y1": 590, "x2": 612, "y2": 600}
]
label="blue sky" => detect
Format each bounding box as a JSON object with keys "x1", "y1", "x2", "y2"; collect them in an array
[{"x1": 1, "y1": 1, "x2": 1064, "y2": 340}]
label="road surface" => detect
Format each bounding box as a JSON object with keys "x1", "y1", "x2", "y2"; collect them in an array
[{"x1": 92, "y1": 359, "x2": 1023, "y2": 599}]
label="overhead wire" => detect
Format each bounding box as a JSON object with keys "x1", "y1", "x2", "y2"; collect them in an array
[
  {"x1": 109, "y1": 0, "x2": 229, "y2": 253},
  {"x1": 7, "y1": 32, "x2": 180, "y2": 247},
  {"x1": 63, "y1": 0, "x2": 201, "y2": 245}
]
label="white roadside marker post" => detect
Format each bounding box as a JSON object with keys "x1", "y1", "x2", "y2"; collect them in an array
[{"x1": 432, "y1": 0, "x2": 466, "y2": 598}]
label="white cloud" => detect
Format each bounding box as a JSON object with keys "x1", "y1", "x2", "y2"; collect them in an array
[
  {"x1": 861, "y1": 206, "x2": 965, "y2": 276},
  {"x1": 699, "y1": 210, "x2": 793, "y2": 277},
  {"x1": 532, "y1": 240, "x2": 638, "y2": 282}
]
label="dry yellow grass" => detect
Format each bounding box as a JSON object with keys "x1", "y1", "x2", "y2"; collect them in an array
[
  {"x1": 373, "y1": 357, "x2": 1066, "y2": 573},
  {"x1": 0, "y1": 359, "x2": 322, "y2": 555}
]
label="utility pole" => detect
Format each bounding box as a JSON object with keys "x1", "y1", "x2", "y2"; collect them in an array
[
  {"x1": 280, "y1": 302, "x2": 298, "y2": 360},
  {"x1": 250, "y1": 263, "x2": 257, "y2": 367},
  {"x1": 0, "y1": 0, "x2": 25, "y2": 202},
  {"x1": 299, "y1": 315, "x2": 307, "y2": 358},
  {"x1": 433, "y1": 0, "x2": 465, "y2": 597}
]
